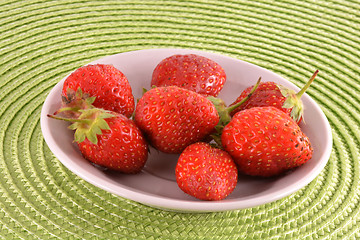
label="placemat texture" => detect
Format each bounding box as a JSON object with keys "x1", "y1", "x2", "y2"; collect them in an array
[{"x1": 0, "y1": 0, "x2": 359, "y2": 239}]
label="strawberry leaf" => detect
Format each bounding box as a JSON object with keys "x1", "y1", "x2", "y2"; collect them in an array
[
  {"x1": 97, "y1": 118, "x2": 111, "y2": 130},
  {"x1": 75, "y1": 87, "x2": 83, "y2": 98},
  {"x1": 85, "y1": 127, "x2": 98, "y2": 144},
  {"x1": 278, "y1": 85, "x2": 304, "y2": 122},
  {"x1": 290, "y1": 103, "x2": 304, "y2": 123},
  {"x1": 86, "y1": 96, "x2": 96, "y2": 105},
  {"x1": 74, "y1": 127, "x2": 86, "y2": 143}
]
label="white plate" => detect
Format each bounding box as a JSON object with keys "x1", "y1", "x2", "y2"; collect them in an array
[{"x1": 40, "y1": 49, "x2": 332, "y2": 212}]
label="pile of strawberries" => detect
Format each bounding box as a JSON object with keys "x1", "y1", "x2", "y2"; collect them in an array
[{"x1": 48, "y1": 54, "x2": 317, "y2": 201}]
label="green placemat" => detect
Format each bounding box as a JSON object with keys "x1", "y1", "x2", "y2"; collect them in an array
[{"x1": 1, "y1": 0, "x2": 359, "y2": 239}]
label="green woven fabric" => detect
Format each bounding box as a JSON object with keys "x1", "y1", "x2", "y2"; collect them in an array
[{"x1": 0, "y1": 0, "x2": 359, "y2": 239}]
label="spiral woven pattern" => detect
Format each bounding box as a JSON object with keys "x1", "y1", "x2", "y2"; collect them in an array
[{"x1": 1, "y1": 0, "x2": 359, "y2": 239}]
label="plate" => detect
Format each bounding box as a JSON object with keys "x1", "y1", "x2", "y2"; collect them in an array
[{"x1": 40, "y1": 49, "x2": 332, "y2": 212}]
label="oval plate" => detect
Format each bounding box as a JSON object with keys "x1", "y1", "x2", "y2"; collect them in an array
[{"x1": 40, "y1": 49, "x2": 332, "y2": 212}]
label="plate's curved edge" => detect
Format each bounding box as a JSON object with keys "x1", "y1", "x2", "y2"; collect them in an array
[{"x1": 40, "y1": 48, "x2": 333, "y2": 212}]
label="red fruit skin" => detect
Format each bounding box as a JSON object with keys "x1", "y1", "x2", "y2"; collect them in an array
[
  {"x1": 175, "y1": 142, "x2": 238, "y2": 201},
  {"x1": 221, "y1": 107, "x2": 313, "y2": 177},
  {"x1": 134, "y1": 86, "x2": 219, "y2": 154},
  {"x1": 151, "y1": 54, "x2": 226, "y2": 97},
  {"x1": 230, "y1": 82, "x2": 301, "y2": 124},
  {"x1": 62, "y1": 64, "x2": 135, "y2": 118},
  {"x1": 78, "y1": 113, "x2": 148, "y2": 173}
]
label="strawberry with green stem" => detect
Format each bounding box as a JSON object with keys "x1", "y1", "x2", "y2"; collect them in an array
[
  {"x1": 230, "y1": 70, "x2": 319, "y2": 123},
  {"x1": 48, "y1": 88, "x2": 148, "y2": 173},
  {"x1": 134, "y1": 79, "x2": 260, "y2": 154}
]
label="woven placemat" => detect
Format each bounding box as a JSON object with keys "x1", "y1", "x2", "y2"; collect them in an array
[{"x1": 1, "y1": 0, "x2": 359, "y2": 239}]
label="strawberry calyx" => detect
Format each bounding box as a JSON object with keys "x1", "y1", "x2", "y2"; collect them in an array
[
  {"x1": 208, "y1": 77, "x2": 262, "y2": 146},
  {"x1": 278, "y1": 70, "x2": 318, "y2": 123},
  {"x1": 58, "y1": 88, "x2": 95, "y2": 117},
  {"x1": 48, "y1": 88, "x2": 115, "y2": 144}
]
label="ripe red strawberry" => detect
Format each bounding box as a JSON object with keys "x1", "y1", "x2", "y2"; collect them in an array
[
  {"x1": 230, "y1": 70, "x2": 318, "y2": 123},
  {"x1": 221, "y1": 106, "x2": 313, "y2": 177},
  {"x1": 134, "y1": 86, "x2": 219, "y2": 154},
  {"x1": 62, "y1": 64, "x2": 135, "y2": 118},
  {"x1": 77, "y1": 113, "x2": 148, "y2": 173},
  {"x1": 175, "y1": 142, "x2": 238, "y2": 201},
  {"x1": 231, "y1": 81, "x2": 284, "y2": 113},
  {"x1": 151, "y1": 54, "x2": 226, "y2": 97},
  {"x1": 48, "y1": 89, "x2": 148, "y2": 173}
]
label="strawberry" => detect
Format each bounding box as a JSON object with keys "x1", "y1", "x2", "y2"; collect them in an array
[
  {"x1": 221, "y1": 106, "x2": 313, "y2": 177},
  {"x1": 76, "y1": 113, "x2": 148, "y2": 173},
  {"x1": 48, "y1": 88, "x2": 148, "y2": 173},
  {"x1": 175, "y1": 142, "x2": 238, "y2": 201},
  {"x1": 151, "y1": 54, "x2": 226, "y2": 97},
  {"x1": 62, "y1": 64, "x2": 135, "y2": 118},
  {"x1": 134, "y1": 86, "x2": 219, "y2": 154},
  {"x1": 230, "y1": 70, "x2": 319, "y2": 123}
]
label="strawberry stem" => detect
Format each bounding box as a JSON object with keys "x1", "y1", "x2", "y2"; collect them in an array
[
  {"x1": 296, "y1": 70, "x2": 319, "y2": 98},
  {"x1": 225, "y1": 77, "x2": 262, "y2": 114},
  {"x1": 47, "y1": 114, "x2": 90, "y2": 124},
  {"x1": 56, "y1": 107, "x2": 81, "y2": 114}
]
